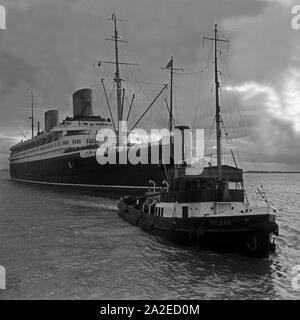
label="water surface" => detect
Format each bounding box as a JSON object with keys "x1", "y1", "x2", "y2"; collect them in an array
[{"x1": 0, "y1": 171, "x2": 299, "y2": 299}]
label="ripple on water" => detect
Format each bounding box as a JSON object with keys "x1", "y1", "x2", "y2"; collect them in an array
[{"x1": 0, "y1": 174, "x2": 299, "y2": 299}]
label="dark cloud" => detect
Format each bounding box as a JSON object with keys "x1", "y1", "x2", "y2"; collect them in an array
[
  {"x1": 0, "y1": 0, "x2": 299, "y2": 170},
  {"x1": 0, "y1": 52, "x2": 37, "y2": 95}
]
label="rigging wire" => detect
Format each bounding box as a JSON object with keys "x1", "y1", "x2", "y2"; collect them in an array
[
  {"x1": 119, "y1": 43, "x2": 168, "y2": 127},
  {"x1": 192, "y1": 40, "x2": 214, "y2": 129},
  {"x1": 220, "y1": 48, "x2": 266, "y2": 200}
]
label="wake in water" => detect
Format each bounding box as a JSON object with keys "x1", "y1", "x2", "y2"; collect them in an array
[
  {"x1": 0, "y1": 173, "x2": 299, "y2": 299},
  {"x1": 61, "y1": 198, "x2": 118, "y2": 211}
]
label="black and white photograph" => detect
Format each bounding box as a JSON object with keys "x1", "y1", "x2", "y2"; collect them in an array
[{"x1": 0, "y1": 0, "x2": 299, "y2": 303}]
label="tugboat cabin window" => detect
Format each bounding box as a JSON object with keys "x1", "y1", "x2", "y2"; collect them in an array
[
  {"x1": 156, "y1": 207, "x2": 164, "y2": 217},
  {"x1": 182, "y1": 206, "x2": 189, "y2": 218}
]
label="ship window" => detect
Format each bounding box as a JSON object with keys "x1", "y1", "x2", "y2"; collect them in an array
[
  {"x1": 157, "y1": 207, "x2": 163, "y2": 216},
  {"x1": 182, "y1": 206, "x2": 189, "y2": 218}
]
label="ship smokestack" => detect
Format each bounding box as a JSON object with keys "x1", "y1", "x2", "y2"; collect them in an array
[
  {"x1": 72, "y1": 88, "x2": 93, "y2": 118},
  {"x1": 174, "y1": 125, "x2": 192, "y2": 164},
  {"x1": 45, "y1": 110, "x2": 59, "y2": 132}
]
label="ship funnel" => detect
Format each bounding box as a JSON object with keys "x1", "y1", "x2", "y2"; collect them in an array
[
  {"x1": 72, "y1": 88, "x2": 93, "y2": 118},
  {"x1": 44, "y1": 110, "x2": 59, "y2": 132},
  {"x1": 174, "y1": 125, "x2": 192, "y2": 164}
]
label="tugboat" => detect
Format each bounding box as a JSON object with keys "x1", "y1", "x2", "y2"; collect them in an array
[{"x1": 118, "y1": 24, "x2": 279, "y2": 258}]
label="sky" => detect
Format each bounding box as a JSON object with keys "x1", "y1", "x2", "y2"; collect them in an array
[{"x1": 0, "y1": 0, "x2": 299, "y2": 171}]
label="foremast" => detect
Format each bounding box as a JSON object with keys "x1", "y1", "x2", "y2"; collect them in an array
[
  {"x1": 99, "y1": 12, "x2": 168, "y2": 147},
  {"x1": 111, "y1": 12, "x2": 123, "y2": 126},
  {"x1": 99, "y1": 12, "x2": 135, "y2": 134}
]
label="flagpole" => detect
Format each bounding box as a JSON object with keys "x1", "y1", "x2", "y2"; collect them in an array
[
  {"x1": 161, "y1": 57, "x2": 183, "y2": 132},
  {"x1": 169, "y1": 56, "x2": 173, "y2": 133},
  {"x1": 161, "y1": 57, "x2": 183, "y2": 165},
  {"x1": 31, "y1": 92, "x2": 34, "y2": 139}
]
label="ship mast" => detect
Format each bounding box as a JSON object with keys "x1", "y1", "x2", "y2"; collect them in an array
[
  {"x1": 103, "y1": 12, "x2": 139, "y2": 124},
  {"x1": 111, "y1": 12, "x2": 122, "y2": 124},
  {"x1": 169, "y1": 57, "x2": 174, "y2": 133},
  {"x1": 98, "y1": 13, "x2": 168, "y2": 144},
  {"x1": 214, "y1": 24, "x2": 222, "y2": 190},
  {"x1": 30, "y1": 92, "x2": 34, "y2": 139},
  {"x1": 97, "y1": 12, "x2": 138, "y2": 140},
  {"x1": 204, "y1": 24, "x2": 229, "y2": 199},
  {"x1": 165, "y1": 57, "x2": 183, "y2": 132}
]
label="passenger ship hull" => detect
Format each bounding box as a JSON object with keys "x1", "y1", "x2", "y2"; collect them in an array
[{"x1": 10, "y1": 150, "x2": 164, "y2": 192}]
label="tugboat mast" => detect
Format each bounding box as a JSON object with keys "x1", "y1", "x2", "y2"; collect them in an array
[
  {"x1": 214, "y1": 24, "x2": 222, "y2": 191},
  {"x1": 204, "y1": 24, "x2": 229, "y2": 199}
]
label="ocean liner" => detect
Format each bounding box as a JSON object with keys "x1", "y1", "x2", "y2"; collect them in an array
[{"x1": 9, "y1": 13, "x2": 169, "y2": 191}]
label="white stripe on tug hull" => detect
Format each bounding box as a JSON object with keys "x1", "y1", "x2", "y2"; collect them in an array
[{"x1": 155, "y1": 201, "x2": 276, "y2": 218}]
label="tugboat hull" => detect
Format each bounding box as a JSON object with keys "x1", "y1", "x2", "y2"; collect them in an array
[{"x1": 118, "y1": 200, "x2": 278, "y2": 258}]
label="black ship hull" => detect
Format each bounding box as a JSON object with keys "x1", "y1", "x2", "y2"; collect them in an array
[
  {"x1": 10, "y1": 151, "x2": 165, "y2": 193},
  {"x1": 118, "y1": 200, "x2": 279, "y2": 258}
]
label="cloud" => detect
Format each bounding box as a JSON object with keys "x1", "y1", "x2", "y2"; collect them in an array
[
  {"x1": 0, "y1": 52, "x2": 37, "y2": 95},
  {"x1": 0, "y1": 0, "x2": 299, "y2": 171},
  {"x1": 218, "y1": 1, "x2": 300, "y2": 169}
]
